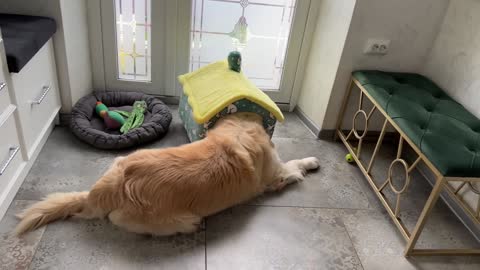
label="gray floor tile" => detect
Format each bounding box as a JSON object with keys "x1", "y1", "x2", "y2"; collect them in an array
[
  {"x1": 206, "y1": 206, "x2": 363, "y2": 270},
  {"x1": 273, "y1": 112, "x2": 316, "y2": 139},
  {"x1": 252, "y1": 138, "x2": 370, "y2": 209},
  {"x1": 342, "y1": 209, "x2": 480, "y2": 270},
  {"x1": 29, "y1": 218, "x2": 205, "y2": 270},
  {"x1": 5, "y1": 105, "x2": 479, "y2": 270},
  {"x1": 16, "y1": 106, "x2": 188, "y2": 201},
  {"x1": 146, "y1": 105, "x2": 190, "y2": 148},
  {"x1": 0, "y1": 200, "x2": 45, "y2": 270},
  {"x1": 15, "y1": 128, "x2": 118, "y2": 201},
  {"x1": 403, "y1": 208, "x2": 480, "y2": 250}
]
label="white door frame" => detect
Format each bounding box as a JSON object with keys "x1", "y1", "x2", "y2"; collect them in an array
[
  {"x1": 86, "y1": 0, "x2": 319, "y2": 108},
  {"x1": 263, "y1": 0, "x2": 311, "y2": 104}
]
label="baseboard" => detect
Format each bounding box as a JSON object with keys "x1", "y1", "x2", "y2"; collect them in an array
[
  {"x1": 59, "y1": 112, "x2": 71, "y2": 127},
  {"x1": 277, "y1": 103, "x2": 290, "y2": 112},
  {"x1": 318, "y1": 129, "x2": 335, "y2": 140},
  {"x1": 294, "y1": 107, "x2": 320, "y2": 138},
  {"x1": 292, "y1": 110, "x2": 394, "y2": 142},
  {"x1": 155, "y1": 96, "x2": 179, "y2": 105}
]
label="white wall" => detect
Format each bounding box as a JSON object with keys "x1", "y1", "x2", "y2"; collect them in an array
[
  {"x1": 86, "y1": 0, "x2": 106, "y2": 91},
  {"x1": 0, "y1": 0, "x2": 92, "y2": 112},
  {"x1": 296, "y1": 0, "x2": 356, "y2": 130},
  {"x1": 422, "y1": 0, "x2": 480, "y2": 118},
  {"x1": 59, "y1": 0, "x2": 92, "y2": 108},
  {"x1": 296, "y1": 0, "x2": 450, "y2": 130},
  {"x1": 422, "y1": 0, "x2": 480, "y2": 212}
]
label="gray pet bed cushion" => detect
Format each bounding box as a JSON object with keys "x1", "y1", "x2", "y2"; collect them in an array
[{"x1": 70, "y1": 91, "x2": 172, "y2": 149}]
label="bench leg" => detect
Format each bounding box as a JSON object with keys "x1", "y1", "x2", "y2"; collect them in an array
[
  {"x1": 404, "y1": 176, "x2": 446, "y2": 256},
  {"x1": 334, "y1": 78, "x2": 355, "y2": 141}
]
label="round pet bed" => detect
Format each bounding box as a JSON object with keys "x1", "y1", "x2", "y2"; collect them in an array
[{"x1": 70, "y1": 91, "x2": 172, "y2": 149}]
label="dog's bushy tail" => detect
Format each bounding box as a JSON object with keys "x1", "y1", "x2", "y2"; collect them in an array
[{"x1": 15, "y1": 191, "x2": 89, "y2": 235}]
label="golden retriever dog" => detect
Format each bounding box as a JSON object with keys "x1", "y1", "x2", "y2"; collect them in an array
[{"x1": 15, "y1": 113, "x2": 319, "y2": 236}]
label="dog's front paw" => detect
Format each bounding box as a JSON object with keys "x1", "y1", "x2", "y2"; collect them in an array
[
  {"x1": 285, "y1": 172, "x2": 304, "y2": 184},
  {"x1": 302, "y1": 157, "x2": 320, "y2": 170},
  {"x1": 267, "y1": 174, "x2": 304, "y2": 192}
]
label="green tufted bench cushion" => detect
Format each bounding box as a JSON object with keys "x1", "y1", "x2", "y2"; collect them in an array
[{"x1": 353, "y1": 70, "x2": 480, "y2": 177}]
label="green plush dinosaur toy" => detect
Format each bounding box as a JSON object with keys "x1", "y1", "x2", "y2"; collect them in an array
[
  {"x1": 117, "y1": 101, "x2": 147, "y2": 134},
  {"x1": 95, "y1": 101, "x2": 126, "y2": 129}
]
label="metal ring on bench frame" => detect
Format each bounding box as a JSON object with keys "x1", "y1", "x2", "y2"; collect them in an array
[
  {"x1": 388, "y1": 158, "x2": 411, "y2": 194},
  {"x1": 353, "y1": 110, "x2": 368, "y2": 139},
  {"x1": 468, "y1": 182, "x2": 480, "y2": 195}
]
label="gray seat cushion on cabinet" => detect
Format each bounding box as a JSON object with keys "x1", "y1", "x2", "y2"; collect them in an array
[{"x1": 0, "y1": 13, "x2": 57, "y2": 73}]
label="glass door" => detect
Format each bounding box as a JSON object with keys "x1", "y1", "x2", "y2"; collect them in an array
[
  {"x1": 189, "y1": 0, "x2": 310, "y2": 103},
  {"x1": 100, "y1": 0, "x2": 180, "y2": 96},
  {"x1": 99, "y1": 0, "x2": 310, "y2": 103},
  {"x1": 114, "y1": 0, "x2": 151, "y2": 82}
]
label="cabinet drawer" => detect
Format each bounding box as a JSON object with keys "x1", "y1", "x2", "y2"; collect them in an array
[
  {"x1": 0, "y1": 106, "x2": 24, "y2": 193},
  {"x1": 10, "y1": 40, "x2": 61, "y2": 156},
  {"x1": 0, "y1": 80, "x2": 9, "y2": 114},
  {"x1": 0, "y1": 39, "x2": 10, "y2": 114}
]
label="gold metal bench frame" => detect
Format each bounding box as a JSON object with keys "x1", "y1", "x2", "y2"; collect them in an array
[{"x1": 336, "y1": 77, "x2": 480, "y2": 256}]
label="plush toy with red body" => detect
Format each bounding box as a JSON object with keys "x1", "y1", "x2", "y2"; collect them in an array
[{"x1": 95, "y1": 101, "x2": 125, "y2": 129}]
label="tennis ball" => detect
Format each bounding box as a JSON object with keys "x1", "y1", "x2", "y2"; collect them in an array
[{"x1": 345, "y1": 148, "x2": 357, "y2": 163}]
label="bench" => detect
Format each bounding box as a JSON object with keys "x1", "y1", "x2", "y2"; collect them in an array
[{"x1": 336, "y1": 71, "x2": 480, "y2": 256}]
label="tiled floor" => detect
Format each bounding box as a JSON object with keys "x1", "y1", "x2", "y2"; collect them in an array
[{"x1": 1, "y1": 106, "x2": 480, "y2": 269}]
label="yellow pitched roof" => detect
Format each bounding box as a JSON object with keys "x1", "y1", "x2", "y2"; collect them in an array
[{"x1": 178, "y1": 60, "x2": 284, "y2": 124}]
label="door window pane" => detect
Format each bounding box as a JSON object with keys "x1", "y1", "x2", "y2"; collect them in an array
[
  {"x1": 115, "y1": 0, "x2": 151, "y2": 81},
  {"x1": 190, "y1": 0, "x2": 296, "y2": 90}
]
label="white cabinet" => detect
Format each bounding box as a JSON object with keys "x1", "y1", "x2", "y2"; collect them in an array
[
  {"x1": 0, "y1": 44, "x2": 10, "y2": 113},
  {"x1": 0, "y1": 38, "x2": 27, "y2": 217},
  {"x1": 0, "y1": 105, "x2": 26, "y2": 215},
  {"x1": 9, "y1": 40, "x2": 61, "y2": 158},
  {"x1": 0, "y1": 36, "x2": 60, "y2": 218},
  {"x1": 0, "y1": 80, "x2": 9, "y2": 113}
]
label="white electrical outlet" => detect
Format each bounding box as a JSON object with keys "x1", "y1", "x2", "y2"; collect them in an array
[{"x1": 364, "y1": 38, "x2": 391, "y2": 55}]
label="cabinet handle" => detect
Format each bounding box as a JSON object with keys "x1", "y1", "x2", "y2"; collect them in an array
[
  {"x1": 31, "y1": 86, "x2": 51, "y2": 105},
  {"x1": 0, "y1": 146, "x2": 20, "y2": 176},
  {"x1": 0, "y1": 82, "x2": 5, "y2": 92}
]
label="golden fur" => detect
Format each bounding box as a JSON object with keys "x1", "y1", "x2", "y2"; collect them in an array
[{"x1": 15, "y1": 113, "x2": 319, "y2": 236}]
